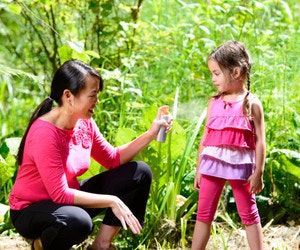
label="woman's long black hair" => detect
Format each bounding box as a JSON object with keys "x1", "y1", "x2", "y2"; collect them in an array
[{"x1": 17, "y1": 59, "x2": 103, "y2": 165}]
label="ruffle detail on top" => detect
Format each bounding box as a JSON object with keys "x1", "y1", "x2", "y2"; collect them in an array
[
  {"x1": 206, "y1": 116, "x2": 254, "y2": 132},
  {"x1": 199, "y1": 155, "x2": 254, "y2": 180},
  {"x1": 203, "y1": 128, "x2": 255, "y2": 149},
  {"x1": 199, "y1": 96, "x2": 256, "y2": 180},
  {"x1": 201, "y1": 146, "x2": 254, "y2": 165}
]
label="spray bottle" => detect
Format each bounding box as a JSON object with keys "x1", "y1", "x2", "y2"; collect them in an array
[{"x1": 157, "y1": 108, "x2": 171, "y2": 143}]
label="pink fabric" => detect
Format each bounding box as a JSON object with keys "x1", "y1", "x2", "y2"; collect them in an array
[
  {"x1": 199, "y1": 156, "x2": 254, "y2": 180},
  {"x1": 203, "y1": 129, "x2": 255, "y2": 149},
  {"x1": 197, "y1": 97, "x2": 260, "y2": 225},
  {"x1": 9, "y1": 118, "x2": 120, "y2": 210},
  {"x1": 206, "y1": 114, "x2": 254, "y2": 131},
  {"x1": 197, "y1": 175, "x2": 260, "y2": 225},
  {"x1": 199, "y1": 96, "x2": 256, "y2": 180},
  {"x1": 203, "y1": 97, "x2": 255, "y2": 149},
  {"x1": 201, "y1": 146, "x2": 254, "y2": 165}
]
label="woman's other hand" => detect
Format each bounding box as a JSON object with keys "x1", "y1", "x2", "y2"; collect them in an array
[{"x1": 110, "y1": 196, "x2": 142, "y2": 234}]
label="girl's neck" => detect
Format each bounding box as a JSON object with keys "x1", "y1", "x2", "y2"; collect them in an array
[{"x1": 221, "y1": 88, "x2": 247, "y2": 102}]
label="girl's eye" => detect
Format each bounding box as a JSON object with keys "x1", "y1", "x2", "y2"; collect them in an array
[{"x1": 211, "y1": 71, "x2": 220, "y2": 76}]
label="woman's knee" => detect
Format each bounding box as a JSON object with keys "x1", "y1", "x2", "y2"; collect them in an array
[
  {"x1": 135, "y1": 161, "x2": 152, "y2": 184},
  {"x1": 68, "y1": 207, "x2": 93, "y2": 235},
  {"x1": 55, "y1": 206, "x2": 93, "y2": 238},
  {"x1": 38, "y1": 206, "x2": 93, "y2": 249}
]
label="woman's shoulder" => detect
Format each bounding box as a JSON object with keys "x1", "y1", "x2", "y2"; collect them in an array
[
  {"x1": 29, "y1": 119, "x2": 57, "y2": 135},
  {"x1": 32, "y1": 118, "x2": 57, "y2": 130}
]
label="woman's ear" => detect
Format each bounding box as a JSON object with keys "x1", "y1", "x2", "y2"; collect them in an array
[{"x1": 63, "y1": 89, "x2": 73, "y2": 104}]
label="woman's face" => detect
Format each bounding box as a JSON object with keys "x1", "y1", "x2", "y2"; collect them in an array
[{"x1": 72, "y1": 76, "x2": 100, "y2": 119}]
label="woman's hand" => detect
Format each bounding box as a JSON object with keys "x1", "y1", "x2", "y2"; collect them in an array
[
  {"x1": 118, "y1": 105, "x2": 173, "y2": 164},
  {"x1": 73, "y1": 191, "x2": 142, "y2": 234},
  {"x1": 110, "y1": 196, "x2": 142, "y2": 234},
  {"x1": 147, "y1": 106, "x2": 173, "y2": 139}
]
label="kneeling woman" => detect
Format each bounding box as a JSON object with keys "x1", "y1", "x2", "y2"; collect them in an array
[{"x1": 9, "y1": 60, "x2": 171, "y2": 250}]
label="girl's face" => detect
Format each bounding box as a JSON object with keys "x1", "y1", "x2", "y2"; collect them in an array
[
  {"x1": 208, "y1": 59, "x2": 232, "y2": 93},
  {"x1": 72, "y1": 76, "x2": 100, "y2": 119}
]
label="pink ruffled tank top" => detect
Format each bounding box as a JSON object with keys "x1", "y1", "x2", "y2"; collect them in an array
[{"x1": 199, "y1": 96, "x2": 256, "y2": 180}]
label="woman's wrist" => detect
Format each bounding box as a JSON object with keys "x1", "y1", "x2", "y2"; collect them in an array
[
  {"x1": 108, "y1": 195, "x2": 119, "y2": 208},
  {"x1": 144, "y1": 130, "x2": 156, "y2": 141}
]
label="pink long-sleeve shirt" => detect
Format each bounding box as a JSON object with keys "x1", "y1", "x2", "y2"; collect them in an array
[{"x1": 9, "y1": 118, "x2": 120, "y2": 210}]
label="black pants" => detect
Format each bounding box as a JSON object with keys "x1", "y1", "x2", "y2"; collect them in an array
[{"x1": 10, "y1": 161, "x2": 152, "y2": 250}]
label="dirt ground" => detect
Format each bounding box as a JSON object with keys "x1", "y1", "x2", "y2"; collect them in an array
[{"x1": 0, "y1": 224, "x2": 299, "y2": 250}]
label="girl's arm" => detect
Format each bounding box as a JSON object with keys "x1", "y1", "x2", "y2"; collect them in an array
[
  {"x1": 248, "y1": 97, "x2": 266, "y2": 194},
  {"x1": 118, "y1": 106, "x2": 172, "y2": 165}
]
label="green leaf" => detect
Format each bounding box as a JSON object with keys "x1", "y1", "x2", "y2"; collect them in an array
[
  {"x1": 0, "y1": 64, "x2": 39, "y2": 81},
  {"x1": 67, "y1": 41, "x2": 85, "y2": 53},
  {"x1": 8, "y1": 3, "x2": 22, "y2": 15},
  {"x1": 270, "y1": 149, "x2": 300, "y2": 179},
  {"x1": 85, "y1": 50, "x2": 100, "y2": 59},
  {"x1": 0, "y1": 155, "x2": 6, "y2": 166},
  {"x1": 58, "y1": 45, "x2": 73, "y2": 63},
  {"x1": 115, "y1": 128, "x2": 136, "y2": 145},
  {"x1": 5, "y1": 137, "x2": 21, "y2": 156},
  {"x1": 280, "y1": 0, "x2": 293, "y2": 20},
  {"x1": 0, "y1": 153, "x2": 16, "y2": 188}
]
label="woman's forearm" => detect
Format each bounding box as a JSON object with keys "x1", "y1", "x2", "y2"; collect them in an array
[
  {"x1": 73, "y1": 189, "x2": 116, "y2": 208},
  {"x1": 118, "y1": 131, "x2": 155, "y2": 164}
]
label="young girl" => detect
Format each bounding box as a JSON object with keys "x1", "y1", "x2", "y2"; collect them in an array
[{"x1": 192, "y1": 41, "x2": 266, "y2": 250}]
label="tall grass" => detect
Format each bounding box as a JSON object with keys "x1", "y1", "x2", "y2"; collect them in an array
[{"x1": 0, "y1": 0, "x2": 300, "y2": 248}]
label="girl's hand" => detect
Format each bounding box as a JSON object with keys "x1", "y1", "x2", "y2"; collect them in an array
[
  {"x1": 246, "y1": 171, "x2": 264, "y2": 194},
  {"x1": 110, "y1": 196, "x2": 142, "y2": 234},
  {"x1": 194, "y1": 172, "x2": 201, "y2": 190}
]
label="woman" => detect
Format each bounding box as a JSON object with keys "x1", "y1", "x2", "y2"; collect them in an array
[{"x1": 9, "y1": 59, "x2": 171, "y2": 250}]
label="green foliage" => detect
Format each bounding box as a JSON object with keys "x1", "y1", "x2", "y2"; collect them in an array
[
  {"x1": 0, "y1": 138, "x2": 20, "y2": 234},
  {"x1": 0, "y1": 138, "x2": 20, "y2": 202},
  {"x1": 0, "y1": 0, "x2": 300, "y2": 248},
  {"x1": 270, "y1": 149, "x2": 300, "y2": 179}
]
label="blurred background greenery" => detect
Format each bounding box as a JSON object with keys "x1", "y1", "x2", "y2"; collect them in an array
[{"x1": 0, "y1": 0, "x2": 299, "y2": 248}]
